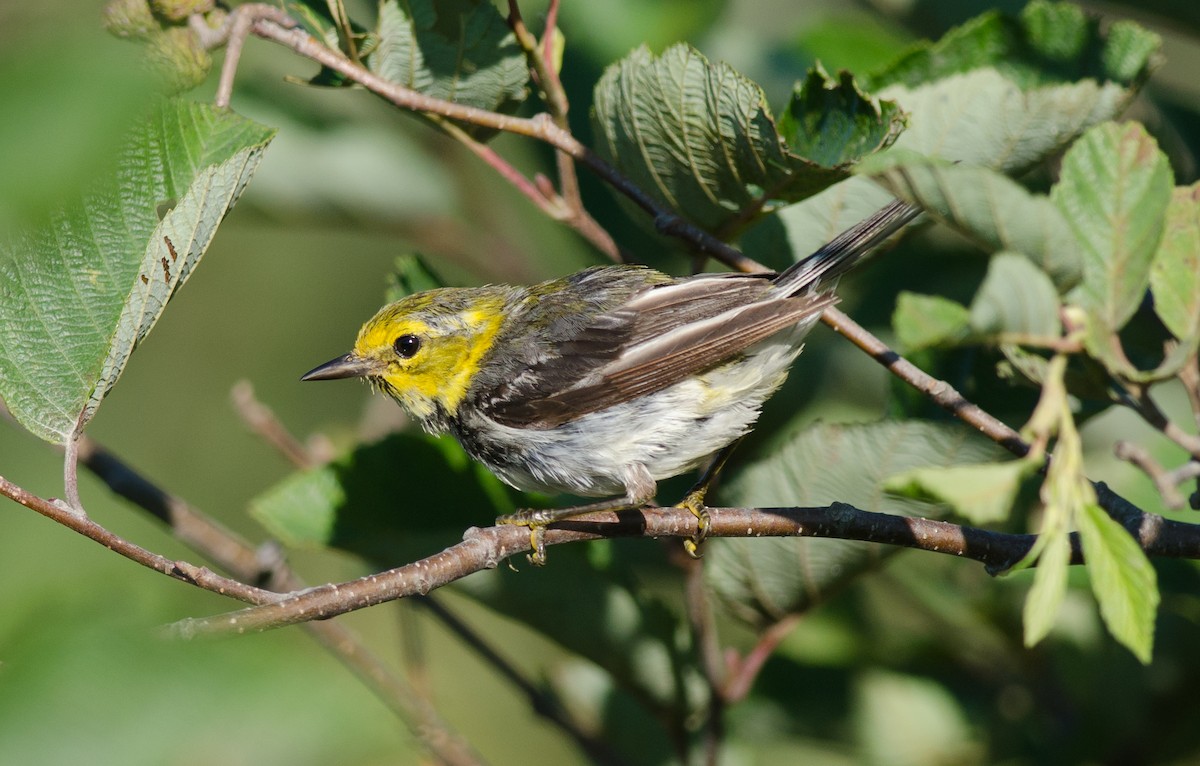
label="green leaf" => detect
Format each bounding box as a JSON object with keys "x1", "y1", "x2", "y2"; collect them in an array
[
  {"x1": 884, "y1": 459, "x2": 1033, "y2": 524},
  {"x1": 250, "y1": 432, "x2": 520, "y2": 562},
  {"x1": 879, "y1": 69, "x2": 1132, "y2": 172},
  {"x1": 709, "y1": 421, "x2": 1005, "y2": 626},
  {"x1": 867, "y1": 1, "x2": 1159, "y2": 91},
  {"x1": 592, "y1": 46, "x2": 901, "y2": 236},
  {"x1": 1022, "y1": 524, "x2": 1071, "y2": 647},
  {"x1": 1056, "y1": 121, "x2": 1173, "y2": 334},
  {"x1": 892, "y1": 292, "x2": 972, "y2": 351},
  {"x1": 855, "y1": 670, "x2": 974, "y2": 766},
  {"x1": 1149, "y1": 183, "x2": 1200, "y2": 344},
  {"x1": 969, "y1": 252, "x2": 1062, "y2": 341},
  {"x1": 777, "y1": 65, "x2": 906, "y2": 170},
  {"x1": 0, "y1": 100, "x2": 273, "y2": 444},
  {"x1": 1077, "y1": 501, "x2": 1158, "y2": 664},
  {"x1": 862, "y1": 155, "x2": 1081, "y2": 289},
  {"x1": 370, "y1": 0, "x2": 528, "y2": 114}
]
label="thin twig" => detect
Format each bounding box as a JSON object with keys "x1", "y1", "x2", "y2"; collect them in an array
[
  {"x1": 1114, "y1": 440, "x2": 1189, "y2": 509},
  {"x1": 71, "y1": 436, "x2": 485, "y2": 766},
  {"x1": 231, "y1": 380, "x2": 316, "y2": 470},
  {"x1": 1179, "y1": 353, "x2": 1200, "y2": 433},
  {"x1": 0, "y1": 473, "x2": 274, "y2": 603},
  {"x1": 721, "y1": 614, "x2": 802, "y2": 704},
  {"x1": 1127, "y1": 386, "x2": 1200, "y2": 459},
  {"x1": 822, "y1": 306, "x2": 1032, "y2": 458},
  {"x1": 237, "y1": 10, "x2": 761, "y2": 274}
]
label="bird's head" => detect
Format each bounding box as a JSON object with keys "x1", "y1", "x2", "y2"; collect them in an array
[{"x1": 302, "y1": 288, "x2": 508, "y2": 425}]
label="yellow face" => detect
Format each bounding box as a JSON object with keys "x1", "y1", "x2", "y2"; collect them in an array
[{"x1": 351, "y1": 290, "x2": 506, "y2": 421}]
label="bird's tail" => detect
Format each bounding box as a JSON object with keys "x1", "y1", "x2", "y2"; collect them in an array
[{"x1": 773, "y1": 197, "x2": 923, "y2": 296}]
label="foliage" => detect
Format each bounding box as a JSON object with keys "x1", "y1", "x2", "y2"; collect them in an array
[{"x1": 2, "y1": 0, "x2": 1199, "y2": 764}]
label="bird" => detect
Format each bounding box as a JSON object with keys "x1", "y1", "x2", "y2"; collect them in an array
[{"x1": 302, "y1": 198, "x2": 921, "y2": 563}]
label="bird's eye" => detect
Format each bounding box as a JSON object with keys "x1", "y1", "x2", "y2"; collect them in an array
[{"x1": 393, "y1": 334, "x2": 422, "y2": 359}]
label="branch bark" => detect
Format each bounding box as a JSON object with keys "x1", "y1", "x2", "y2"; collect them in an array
[{"x1": 167, "y1": 495, "x2": 1200, "y2": 639}]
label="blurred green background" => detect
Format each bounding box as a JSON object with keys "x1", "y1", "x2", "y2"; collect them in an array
[{"x1": 3, "y1": 1, "x2": 1200, "y2": 764}]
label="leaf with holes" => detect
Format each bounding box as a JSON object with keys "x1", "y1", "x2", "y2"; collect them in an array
[
  {"x1": 0, "y1": 100, "x2": 273, "y2": 444},
  {"x1": 592, "y1": 46, "x2": 903, "y2": 236}
]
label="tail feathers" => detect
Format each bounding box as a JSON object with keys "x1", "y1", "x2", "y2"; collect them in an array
[{"x1": 774, "y1": 198, "x2": 922, "y2": 296}]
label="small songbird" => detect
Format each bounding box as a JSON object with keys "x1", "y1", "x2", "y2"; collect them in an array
[{"x1": 303, "y1": 199, "x2": 920, "y2": 562}]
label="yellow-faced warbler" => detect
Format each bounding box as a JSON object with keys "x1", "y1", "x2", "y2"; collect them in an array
[{"x1": 303, "y1": 199, "x2": 921, "y2": 563}]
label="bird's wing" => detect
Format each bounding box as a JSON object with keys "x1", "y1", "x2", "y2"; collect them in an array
[{"x1": 486, "y1": 274, "x2": 834, "y2": 429}]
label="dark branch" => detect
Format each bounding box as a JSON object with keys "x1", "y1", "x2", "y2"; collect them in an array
[{"x1": 168, "y1": 498, "x2": 1200, "y2": 639}]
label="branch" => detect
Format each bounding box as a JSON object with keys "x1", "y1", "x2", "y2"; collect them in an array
[
  {"x1": 0, "y1": 472, "x2": 274, "y2": 604},
  {"x1": 821, "y1": 306, "x2": 1033, "y2": 459},
  {"x1": 168, "y1": 498, "x2": 1200, "y2": 638},
  {"x1": 215, "y1": 8, "x2": 765, "y2": 274},
  {"x1": 71, "y1": 436, "x2": 486, "y2": 766}
]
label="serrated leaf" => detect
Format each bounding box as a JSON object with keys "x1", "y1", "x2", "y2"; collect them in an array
[
  {"x1": 867, "y1": 1, "x2": 1159, "y2": 92},
  {"x1": 0, "y1": 100, "x2": 273, "y2": 444},
  {"x1": 1022, "y1": 525, "x2": 1071, "y2": 647},
  {"x1": 969, "y1": 252, "x2": 1062, "y2": 341},
  {"x1": 862, "y1": 155, "x2": 1081, "y2": 289},
  {"x1": 880, "y1": 69, "x2": 1131, "y2": 172},
  {"x1": 592, "y1": 46, "x2": 899, "y2": 236},
  {"x1": 370, "y1": 0, "x2": 528, "y2": 114},
  {"x1": 1056, "y1": 121, "x2": 1173, "y2": 334},
  {"x1": 1149, "y1": 183, "x2": 1200, "y2": 344},
  {"x1": 893, "y1": 292, "x2": 972, "y2": 351},
  {"x1": 1077, "y1": 501, "x2": 1158, "y2": 663},
  {"x1": 250, "y1": 432, "x2": 519, "y2": 563},
  {"x1": 708, "y1": 421, "x2": 1005, "y2": 626},
  {"x1": 777, "y1": 65, "x2": 906, "y2": 170},
  {"x1": 884, "y1": 459, "x2": 1033, "y2": 524}
]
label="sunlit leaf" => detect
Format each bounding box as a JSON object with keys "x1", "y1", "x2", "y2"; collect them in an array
[
  {"x1": 1149, "y1": 183, "x2": 1200, "y2": 345},
  {"x1": 1077, "y1": 501, "x2": 1158, "y2": 664},
  {"x1": 1056, "y1": 121, "x2": 1172, "y2": 334},
  {"x1": 969, "y1": 252, "x2": 1061, "y2": 341},
  {"x1": 885, "y1": 459, "x2": 1034, "y2": 524},
  {"x1": 863, "y1": 156, "x2": 1081, "y2": 289},
  {"x1": 0, "y1": 100, "x2": 273, "y2": 444},
  {"x1": 1022, "y1": 525, "x2": 1071, "y2": 647}
]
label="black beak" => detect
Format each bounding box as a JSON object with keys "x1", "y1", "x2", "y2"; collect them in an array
[{"x1": 300, "y1": 353, "x2": 380, "y2": 381}]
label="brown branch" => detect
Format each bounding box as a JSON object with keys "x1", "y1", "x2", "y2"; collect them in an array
[
  {"x1": 71, "y1": 436, "x2": 486, "y2": 766},
  {"x1": 231, "y1": 380, "x2": 317, "y2": 470},
  {"x1": 0, "y1": 472, "x2": 273, "y2": 604},
  {"x1": 168, "y1": 498, "x2": 1200, "y2": 639},
  {"x1": 1126, "y1": 387, "x2": 1200, "y2": 459},
  {"x1": 226, "y1": 9, "x2": 762, "y2": 274},
  {"x1": 822, "y1": 306, "x2": 1033, "y2": 459},
  {"x1": 1114, "y1": 440, "x2": 1192, "y2": 510},
  {"x1": 721, "y1": 614, "x2": 802, "y2": 704}
]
